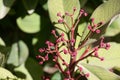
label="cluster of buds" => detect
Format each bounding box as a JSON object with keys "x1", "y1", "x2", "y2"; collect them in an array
[{"x1": 36, "y1": 7, "x2": 110, "y2": 80}]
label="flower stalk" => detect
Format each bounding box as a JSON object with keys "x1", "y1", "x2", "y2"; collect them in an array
[{"x1": 36, "y1": 7, "x2": 110, "y2": 80}]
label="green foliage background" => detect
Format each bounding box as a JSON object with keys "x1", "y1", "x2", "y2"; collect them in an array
[{"x1": 0, "y1": 0, "x2": 120, "y2": 80}]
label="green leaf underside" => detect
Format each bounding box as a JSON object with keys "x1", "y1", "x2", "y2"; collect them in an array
[
  {"x1": 7, "y1": 40, "x2": 29, "y2": 66},
  {"x1": 91, "y1": 0, "x2": 120, "y2": 24},
  {"x1": 48, "y1": 0, "x2": 80, "y2": 35},
  {"x1": 0, "y1": 67, "x2": 15, "y2": 79},
  {"x1": 105, "y1": 14, "x2": 120, "y2": 36},
  {"x1": 51, "y1": 71, "x2": 62, "y2": 80},
  {"x1": 82, "y1": 0, "x2": 120, "y2": 42},
  {"x1": 22, "y1": 0, "x2": 38, "y2": 14},
  {"x1": 80, "y1": 42, "x2": 120, "y2": 69},
  {"x1": 0, "y1": 0, "x2": 15, "y2": 19},
  {"x1": 17, "y1": 13, "x2": 40, "y2": 33},
  {"x1": 48, "y1": 0, "x2": 80, "y2": 70},
  {"x1": 14, "y1": 58, "x2": 43, "y2": 80},
  {"x1": 81, "y1": 63, "x2": 120, "y2": 80}
]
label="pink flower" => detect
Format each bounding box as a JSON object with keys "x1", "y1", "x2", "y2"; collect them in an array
[
  {"x1": 57, "y1": 12, "x2": 62, "y2": 17},
  {"x1": 95, "y1": 29, "x2": 101, "y2": 34},
  {"x1": 58, "y1": 18, "x2": 64, "y2": 23}
]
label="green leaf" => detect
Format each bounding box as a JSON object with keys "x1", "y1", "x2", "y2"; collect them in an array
[
  {"x1": 48, "y1": 0, "x2": 80, "y2": 34},
  {"x1": 0, "y1": 67, "x2": 15, "y2": 79},
  {"x1": 105, "y1": 14, "x2": 120, "y2": 36},
  {"x1": 16, "y1": 13, "x2": 41, "y2": 33},
  {"x1": 81, "y1": 63, "x2": 120, "y2": 80},
  {"x1": 48, "y1": 0, "x2": 80, "y2": 70},
  {"x1": 22, "y1": 0, "x2": 38, "y2": 14},
  {"x1": 81, "y1": 0, "x2": 120, "y2": 45},
  {"x1": 25, "y1": 58, "x2": 43, "y2": 80},
  {"x1": 0, "y1": 0, "x2": 15, "y2": 19},
  {"x1": 91, "y1": 0, "x2": 120, "y2": 24},
  {"x1": 81, "y1": 42, "x2": 120, "y2": 69},
  {"x1": 14, "y1": 64, "x2": 33, "y2": 80},
  {"x1": 0, "y1": 37, "x2": 5, "y2": 46},
  {"x1": 51, "y1": 71, "x2": 62, "y2": 80},
  {"x1": 14, "y1": 58, "x2": 43, "y2": 80},
  {"x1": 7, "y1": 40, "x2": 29, "y2": 66}
]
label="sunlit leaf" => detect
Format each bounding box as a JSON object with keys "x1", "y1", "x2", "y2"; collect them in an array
[
  {"x1": 51, "y1": 71, "x2": 62, "y2": 80},
  {"x1": 48, "y1": 0, "x2": 80, "y2": 35},
  {"x1": 0, "y1": 67, "x2": 15, "y2": 79},
  {"x1": 81, "y1": 63, "x2": 120, "y2": 80},
  {"x1": 81, "y1": 42, "x2": 120, "y2": 69},
  {"x1": 7, "y1": 40, "x2": 29, "y2": 66},
  {"x1": 81, "y1": 0, "x2": 120, "y2": 46},
  {"x1": 0, "y1": 0, "x2": 15, "y2": 19},
  {"x1": 17, "y1": 13, "x2": 41, "y2": 33},
  {"x1": 14, "y1": 58, "x2": 43, "y2": 80}
]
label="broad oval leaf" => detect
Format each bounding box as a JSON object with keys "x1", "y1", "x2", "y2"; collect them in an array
[
  {"x1": 7, "y1": 40, "x2": 29, "y2": 66},
  {"x1": 17, "y1": 13, "x2": 40, "y2": 33},
  {"x1": 0, "y1": 0, "x2": 15, "y2": 19},
  {"x1": 81, "y1": 63, "x2": 120, "y2": 80},
  {"x1": 22, "y1": 0, "x2": 38, "y2": 14},
  {"x1": 105, "y1": 14, "x2": 120, "y2": 36},
  {"x1": 91, "y1": 0, "x2": 120, "y2": 24},
  {"x1": 48, "y1": 0, "x2": 80, "y2": 70},
  {"x1": 0, "y1": 67, "x2": 15, "y2": 79},
  {"x1": 48, "y1": 0, "x2": 80, "y2": 34},
  {"x1": 81, "y1": 0, "x2": 120, "y2": 46},
  {"x1": 81, "y1": 42, "x2": 120, "y2": 69},
  {"x1": 14, "y1": 58, "x2": 43, "y2": 80},
  {"x1": 51, "y1": 71, "x2": 62, "y2": 80}
]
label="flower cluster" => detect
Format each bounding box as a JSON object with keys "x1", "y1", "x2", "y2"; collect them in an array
[{"x1": 36, "y1": 7, "x2": 110, "y2": 80}]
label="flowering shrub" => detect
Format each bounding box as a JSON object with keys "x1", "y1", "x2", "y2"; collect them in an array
[
  {"x1": 0, "y1": 0, "x2": 120, "y2": 80},
  {"x1": 37, "y1": 7, "x2": 111, "y2": 80}
]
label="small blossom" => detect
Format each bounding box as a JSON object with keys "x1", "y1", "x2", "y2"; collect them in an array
[
  {"x1": 100, "y1": 43, "x2": 106, "y2": 48},
  {"x1": 94, "y1": 47, "x2": 99, "y2": 51},
  {"x1": 94, "y1": 51, "x2": 99, "y2": 57},
  {"x1": 85, "y1": 73, "x2": 90, "y2": 77},
  {"x1": 63, "y1": 49, "x2": 68, "y2": 54},
  {"x1": 105, "y1": 43, "x2": 110, "y2": 50},
  {"x1": 49, "y1": 42, "x2": 54, "y2": 46},
  {"x1": 88, "y1": 25, "x2": 92, "y2": 30},
  {"x1": 95, "y1": 29, "x2": 101, "y2": 34},
  {"x1": 51, "y1": 30, "x2": 56, "y2": 34},
  {"x1": 58, "y1": 18, "x2": 64, "y2": 23},
  {"x1": 65, "y1": 12, "x2": 70, "y2": 16},
  {"x1": 39, "y1": 48, "x2": 45, "y2": 53},
  {"x1": 73, "y1": 7, "x2": 77, "y2": 11},
  {"x1": 45, "y1": 54, "x2": 49, "y2": 60},
  {"x1": 57, "y1": 12, "x2": 62, "y2": 17},
  {"x1": 39, "y1": 61, "x2": 43, "y2": 64},
  {"x1": 91, "y1": 18, "x2": 94, "y2": 22},
  {"x1": 84, "y1": 12, "x2": 88, "y2": 16},
  {"x1": 66, "y1": 70, "x2": 70, "y2": 75},
  {"x1": 100, "y1": 57, "x2": 104, "y2": 61},
  {"x1": 79, "y1": 66, "x2": 83, "y2": 72},
  {"x1": 61, "y1": 33, "x2": 64, "y2": 36},
  {"x1": 36, "y1": 55, "x2": 41, "y2": 59},
  {"x1": 70, "y1": 39, "x2": 75, "y2": 44}
]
